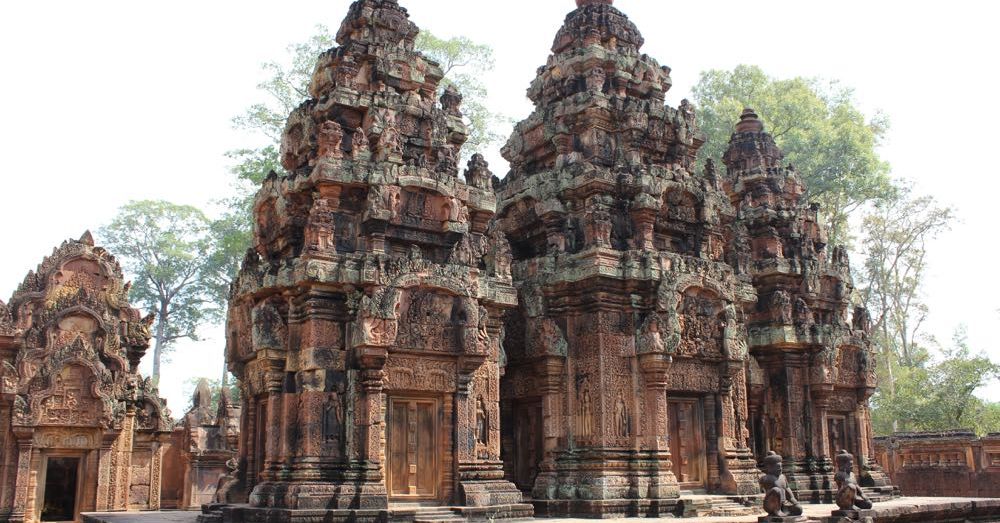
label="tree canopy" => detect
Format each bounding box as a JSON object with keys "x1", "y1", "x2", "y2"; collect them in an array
[
  {"x1": 692, "y1": 65, "x2": 895, "y2": 245},
  {"x1": 99, "y1": 200, "x2": 222, "y2": 381}
]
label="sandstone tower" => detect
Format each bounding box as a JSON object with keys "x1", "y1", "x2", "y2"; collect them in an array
[
  {"x1": 222, "y1": 0, "x2": 528, "y2": 519},
  {"x1": 216, "y1": 0, "x2": 894, "y2": 520},
  {"x1": 496, "y1": 0, "x2": 759, "y2": 516}
]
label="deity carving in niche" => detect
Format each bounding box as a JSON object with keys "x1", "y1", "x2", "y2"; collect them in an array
[
  {"x1": 616, "y1": 396, "x2": 630, "y2": 438},
  {"x1": 771, "y1": 291, "x2": 794, "y2": 325},
  {"x1": 317, "y1": 121, "x2": 344, "y2": 159},
  {"x1": 664, "y1": 190, "x2": 699, "y2": 223},
  {"x1": 575, "y1": 376, "x2": 595, "y2": 440},
  {"x1": 476, "y1": 396, "x2": 488, "y2": 447},
  {"x1": 323, "y1": 392, "x2": 344, "y2": 447},
  {"x1": 351, "y1": 128, "x2": 369, "y2": 157},
  {"x1": 679, "y1": 291, "x2": 722, "y2": 357},
  {"x1": 397, "y1": 290, "x2": 462, "y2": 352}
]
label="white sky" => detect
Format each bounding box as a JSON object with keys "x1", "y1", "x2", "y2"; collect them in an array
[{"x1": 0, "y1": 0, "x2": 997, "y2": 414}]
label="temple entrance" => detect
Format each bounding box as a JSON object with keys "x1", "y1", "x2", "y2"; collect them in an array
[
  {"x1": 40, "y1": 456, "x2": 80, "y2": 522},
  {"x1": 668, "y1": 397, "x2": 707, "y2": 489},
  {"x1": 387, "y1": 397, "x2": 441, "y2": 500},
  {"x1": 511, "y1": 400, "x2": 543, "y2": 492},
  {"x1": 827, "y1": 415, "x2": 847, "y2": 456}
]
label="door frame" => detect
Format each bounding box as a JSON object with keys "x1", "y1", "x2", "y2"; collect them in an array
[
  {"x1": 36, "y1": 451, "x2": 85, "y2": 523},
  {"x1": 668, "y1": 395, "x2": 708, "y2": 490},
  {"x1": 385, "y1": 394, "x2": 443, "y2": 501}
]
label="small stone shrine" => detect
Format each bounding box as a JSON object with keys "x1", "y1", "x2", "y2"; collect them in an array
[
  {"x1": 0, "y1": 233, "x2": 173, "y2": 523},
  {"x1": 220, "y1": 0, "x2": 527, "y2": 520},
  {"x1": 174, "y1": 380, "x2": 240, "y2": 509},
  {"x1": 723, "y1": 109, "x2": 896, "y2": 503}
]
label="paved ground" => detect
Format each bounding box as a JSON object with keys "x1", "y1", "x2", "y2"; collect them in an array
[
  {"x1": 82, "y1": 497, "x2": 1000, "y2": 523},
  {"x1": 83, "y1": 511, "x2": 201, "y2": 522}
]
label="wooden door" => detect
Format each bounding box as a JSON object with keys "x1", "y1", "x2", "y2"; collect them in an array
[
  {"x1": 827, "y1": 416, "x2": 847, "y2": 456},
  {"x1": 387, "y1": 397, "x2": 440, "y2": 499},
  {"x1": 513, "y1": 401, "x2": 543, "y2": 491},
  {"x1": 668, "y1": 398, "x2": 707, "y2": 489}
]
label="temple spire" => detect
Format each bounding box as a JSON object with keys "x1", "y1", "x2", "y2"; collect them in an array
[{"x1": 576, "y1": 0, "x2": 613, "y2": 6}]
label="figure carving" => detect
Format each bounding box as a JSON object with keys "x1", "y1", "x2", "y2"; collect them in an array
[
  {"x1": 794, "y1": 297, "x2": 813, "y2": 326},
  {"x1": 853, "y1": 306, "x2": 872, "y2": 333},
  {"x1": 441, "y1": 85, "x2": 463, "y2": 116},
  {"x1": 759, "y1": 452, "x2": 804, "y2": 519},
  {"x1": 464, "y1": 153, "x2": 492, "y2": 189},
  {"x1": 772, "y1": 291, "x2": 794, "y2": 325},
  {"x1": 317, "y1": 121, "x2": 344, "y2": 159},
  {"x1": 721, "y1": 303, "x2": 748, "y2": 360},
  {"x1": 476, "y1": 396, "x2": 488, "y2": 446},
  {"x1": 586, "y1": 66, "x2": 606, "y2": 92},
  {"x1": 351, "y1": 127, "x2": 369, "y2": 157},
  {"x1": 834, "y1": 450, "x2": 873, "y2": 512}
]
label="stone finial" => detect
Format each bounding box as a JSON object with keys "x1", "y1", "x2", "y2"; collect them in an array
[
  {"x1": 193, "y1": 378, "x2": 212, "y2": 409},
  {"x1": 735, "y1": 107, "x2": 765, "y2": 133},
  {"x1": 79, "y1": 230, "x2": 95, "y2": 246},
  {"x1": 576, "y1": 0, "x2": 613, "y2": 6}
]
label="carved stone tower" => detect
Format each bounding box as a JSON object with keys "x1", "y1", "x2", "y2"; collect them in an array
[
  {"x1": 222, "y1": 0, "x2": 529, "y2": 520},
  {"x1": 496, "y1": 0, "x2": 759, "y2": 516},
  {"x1": 722, "y1": 108, "x2": 896, "y2": 501}
]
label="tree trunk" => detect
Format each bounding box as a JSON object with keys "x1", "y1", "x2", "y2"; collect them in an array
[{"x1": 153, "y1": 301, "x2": 168, "y2": 382}]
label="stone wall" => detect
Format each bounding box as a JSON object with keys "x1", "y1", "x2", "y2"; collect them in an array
[{"x1": 875, "y1": 430, "x2": 1000, "y2": 497}]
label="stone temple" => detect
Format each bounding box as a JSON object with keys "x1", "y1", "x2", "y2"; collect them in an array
[
  {"x1": 206, "y1": 0, "x2": 900, "y2": 520},
  {"x1": 2, "y1": 2, "x2": 999, "y2": 523},
  {"x1": 0, "y1": 234, "x2": 173, "y2": 523}
]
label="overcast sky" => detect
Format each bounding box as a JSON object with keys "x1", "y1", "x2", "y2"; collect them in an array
[{"x1": 1, "y1": 0, "x2": 997, "y2": 413}]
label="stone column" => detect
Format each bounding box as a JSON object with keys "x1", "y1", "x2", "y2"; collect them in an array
[
  {"x1": 10, "y1": 438, "x2": 32, "y2": 522},
  {"x1": 532, "y1": 356, "x2": 565, "y2": 500},
  {"x1": 149, "y1": 440, "x2": 163, "y2": 511},
  {"x1": 263, "y1": 372, "x2": 284, "y2": 482},
  {"x1": 96, "y1": 437, "x2": 115, "y2": 511},
  {"x1": 639, "y1": 352, "x2": 678, "y2": 500}
]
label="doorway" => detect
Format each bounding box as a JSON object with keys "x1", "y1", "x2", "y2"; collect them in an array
[
  {"x1": 668, "y1": 397, "x2": 707, "y2": 489},
  {"x1": 387, "y1": 397, "x2": 441, "y2": 500},
  {"x1": 511, "y1": 400, "x2": 543, "y2": 492},
  {"x1": 40, "y1": 456, "x2": 80, "y2": 522}
]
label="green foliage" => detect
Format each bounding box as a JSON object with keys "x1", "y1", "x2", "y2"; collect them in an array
[
  {"x1": 415, "y1": 31, "x2": 506, "y2": 158},
  {"x1": 182, "y1": 376, "x2": 242, "y2": 412},
  {"x1": 692, "y1": 65, "x2": 895, "y2": 245},
  {"x1": 858, "y1": 185, "x2": 954, "y2": 366},
  {"x1": 99, "y1": 200, "x2": 222, "y2": 380},
  {"x1": 871, "y1": 329, "x2": 1000, "y2": 436}
]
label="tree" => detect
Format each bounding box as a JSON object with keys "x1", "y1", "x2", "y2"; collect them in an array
[
  {"x1": 870, "y1": 329, "x2": 1000, "y2": 436},
  {"x1": 99, "y1": 200, "x2": 221, "y2": 381},
  {"x1": 415, "y1": 31, "x2": 506, "y2": 159},
  {"x1": 857, "y1": 186, "x2": 954, "y2": 432},
  {"x1": 692, "y1": 65, "x2": 895, "y2": 245},
  {"x1": 858, "y1": 186, "x2": 954, "y2": 367}
]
